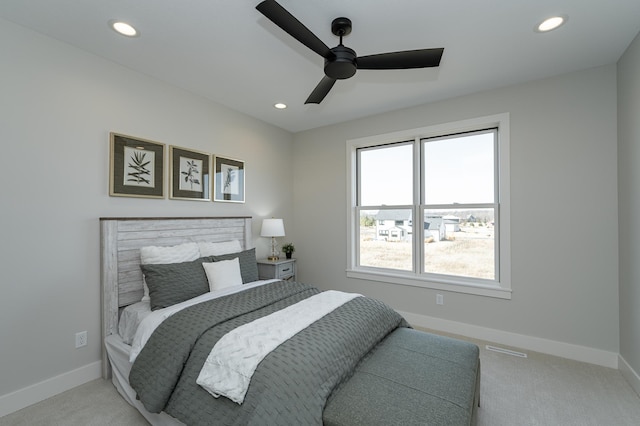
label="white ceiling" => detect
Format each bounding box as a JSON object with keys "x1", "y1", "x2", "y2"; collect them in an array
[{"x1": 1, "y1": 0, "x2": 639, "y2": 133}]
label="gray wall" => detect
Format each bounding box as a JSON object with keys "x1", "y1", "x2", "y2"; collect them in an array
[
  {"x1": 0, "y1": 19, "x2": 293, "y2": 398},
  {"x1": 618, "y1": 32, "x2": 640, "y2": 380},
  {"x1": 293, "y1": 64, "x2": 620, "y2": 354}
]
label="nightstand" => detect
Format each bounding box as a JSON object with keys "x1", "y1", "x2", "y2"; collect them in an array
[{"x1": 257, "y1": 258, "x2": 296, "y2": 282}]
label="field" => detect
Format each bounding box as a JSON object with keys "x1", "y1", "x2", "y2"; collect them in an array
[{"x1": 359, "y1": 225, "x2": 495, "y2": 279}]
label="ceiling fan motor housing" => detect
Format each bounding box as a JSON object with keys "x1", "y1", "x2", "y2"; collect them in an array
[
  {"x1": 325, "y1": 45, "x2": 357, "y2": 79},
  {"x1": 325, "y1": 17, "x2": 356, "y2": 79}
]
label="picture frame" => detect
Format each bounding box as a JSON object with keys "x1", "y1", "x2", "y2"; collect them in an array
[
  {"x1": 213, "y1": 155, "x2": 245, "y2": 203},
  {"x1": 169, "y1": 146, "x2": 211, "y2": 201},
  {"x1": 109, "y1": 132, "x2": 165, "y2": 198}
]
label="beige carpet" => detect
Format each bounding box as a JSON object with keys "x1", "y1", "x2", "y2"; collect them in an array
[
  {"x1": 475, "y1": 342, "x2": 640, "y2": 425},
  {"x1": 2, "y1": 335, "x2": 639, "y2": 426}
]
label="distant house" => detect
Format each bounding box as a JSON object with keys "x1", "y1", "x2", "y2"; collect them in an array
[
  {"x1": 375, "y1": 210, "x2": 412, "y2": 241},
  {"x1": 424, "y1": 215, "x2": 446, "y2": 242},
  {"x1": 375, "y1": 211, "x2": 447, "y2": 242},
  {"x1": 443, "y1": 215, "x2": 461, "y2": 232}
]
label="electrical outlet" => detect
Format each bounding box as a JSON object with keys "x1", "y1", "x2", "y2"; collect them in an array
[
  {"x1": 436, "y1": 294, "x2": 444, "y2": 305},
  {"x1": 75, "y1": 331, "x2": 87, "y2": 348}
]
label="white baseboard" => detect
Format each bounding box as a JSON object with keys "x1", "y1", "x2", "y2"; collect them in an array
[
  {"x1": 398, "y1": 310, "x2": 619, "y2": 369},
  {"x1": 0, "y1": 361, "x2": 102, "y2": 418},
  {"x1": 619, "y1": 355, "x2": 640, "y2": 398}
]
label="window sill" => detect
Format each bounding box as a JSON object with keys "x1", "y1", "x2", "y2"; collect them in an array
[{"x1": 346, "y1": 268, "x2": 512, "y2": 299}]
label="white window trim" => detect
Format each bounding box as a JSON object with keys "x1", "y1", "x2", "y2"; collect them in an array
[{"x1": 346, "y1": 113, "x2": 511, "y2": 299}]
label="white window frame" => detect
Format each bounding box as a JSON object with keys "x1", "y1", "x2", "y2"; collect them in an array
[{"x1": 346, "y1": 114, "x2": 511, "y2": 299}]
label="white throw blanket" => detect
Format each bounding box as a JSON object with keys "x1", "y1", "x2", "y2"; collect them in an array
[{"x1": 196, "y1": 290, "x2": 361, "y2": 404}]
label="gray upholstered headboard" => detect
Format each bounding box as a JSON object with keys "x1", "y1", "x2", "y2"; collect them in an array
[{"x1": 99, "y1": 216, "x2": 252, "y2": 377}]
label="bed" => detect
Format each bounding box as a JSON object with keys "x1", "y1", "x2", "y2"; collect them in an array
[{"x1": 101, "y1": 217, "x2": 480, "y2": 425}]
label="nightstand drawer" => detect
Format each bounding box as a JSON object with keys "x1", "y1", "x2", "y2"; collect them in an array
[
  {"x1": 257, "y1": 258, "x2": 297, "y2": 282},
  {"x1": 277, "y1": 263, "x2": 295, "y2": 278}
]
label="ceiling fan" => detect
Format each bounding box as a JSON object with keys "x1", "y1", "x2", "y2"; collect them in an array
[{"x1": 256, "y1": 0, "x2": 444, "y2": 104}]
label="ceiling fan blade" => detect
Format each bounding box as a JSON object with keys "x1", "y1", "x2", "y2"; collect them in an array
[
  {"x1": 357, "y1": 48, "x2": 444, "y2": 70},
  {"x1": 305, "y1": 76, "x2": 337, "y2": 104},
  {"x1": 256, "y1": 0, "x2": 334, "y2": 59}
]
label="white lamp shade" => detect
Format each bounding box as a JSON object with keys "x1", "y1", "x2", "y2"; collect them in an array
[{"x1": 261, "y1": 218, "x2": 285, "y2": 237}]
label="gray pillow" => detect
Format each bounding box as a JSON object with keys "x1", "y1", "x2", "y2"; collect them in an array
[
  {"x1": 212, "y1": 248, "x2": 259, "y2": 284},
  {"x1": 141, "y1": 257, "x2": 211, "y2": 310}
]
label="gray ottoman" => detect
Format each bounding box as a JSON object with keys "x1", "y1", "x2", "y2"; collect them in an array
[{"x1": 324, "y1": 328, "x2": 480, "y2": 426}]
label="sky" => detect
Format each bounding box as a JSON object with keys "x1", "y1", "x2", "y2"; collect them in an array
[{"x1": 359, "y1": 131, "x2": 494, "y2": 206}]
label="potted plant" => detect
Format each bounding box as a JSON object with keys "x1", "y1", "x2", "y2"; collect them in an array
[{"x1": 281, "y1": 243, "x2": 295, "y2": 259}]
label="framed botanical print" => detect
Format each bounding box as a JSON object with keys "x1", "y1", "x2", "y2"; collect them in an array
[
  {"x1": 213, "y1": 155, "x2": 245, "y2": 203},
  {"x1": 109, "y1": 132, "x2": 165, "y2": 198},
  {"x1": 169, "y1": 146, "x2": 211, "y2": 201}
]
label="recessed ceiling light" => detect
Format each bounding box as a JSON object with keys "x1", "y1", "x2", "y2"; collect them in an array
[
  {"x1": 274, "y1": 103, "x2": 287, "y2": 109},
  {"x1": 110, "y1": 21, "x2": 138, "y2": 37},
  {"x1": 535, "y1": 16, "x2": 567, "y2": 33}
]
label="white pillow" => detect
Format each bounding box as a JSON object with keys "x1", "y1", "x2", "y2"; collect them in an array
[
  {"x1": 139, "y1": 242, "x2": 200, "y2": 301},
  {"x1": 202, "y1": 258, "x2": 243, "y2": 292},
  {"x1": 197, "y1": 240, "x2": 242, "y2": 257},
  {"x1": 140, "y1": 242, "x2": 200, "y2": 264}
]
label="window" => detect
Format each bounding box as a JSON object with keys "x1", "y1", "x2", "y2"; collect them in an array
[{"x1": 347, "y1": 114, "x2": 511, "y2": 299}]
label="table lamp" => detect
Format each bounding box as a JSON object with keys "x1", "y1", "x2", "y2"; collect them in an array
[{"x1": 261, "y1": 218, "x2": 285, "y2": 261}]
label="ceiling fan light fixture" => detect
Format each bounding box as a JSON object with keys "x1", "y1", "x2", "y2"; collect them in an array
[
  {"x1": 110, "y1": 20, "x2": 138, "y2": 37},
  {"x1": 536, "y1": 16, "x2": 567, "y2": 33}
]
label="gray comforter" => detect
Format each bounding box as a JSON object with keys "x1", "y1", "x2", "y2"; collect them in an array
[{"x1": 129, "y1": 281, "x2": 408, "y2": 425}]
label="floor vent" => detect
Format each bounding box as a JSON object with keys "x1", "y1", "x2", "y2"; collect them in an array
[{"x1": 485, "y1": 345, "x2": 528, "y2": 358}]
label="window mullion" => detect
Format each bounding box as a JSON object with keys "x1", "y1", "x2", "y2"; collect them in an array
[
  {"x1": 494, "y1": 203, "x2": 500, "y2": 282},
  {"x1": 414, "y1": 138, "x2": 422, "y2": 274},
  {"x1": 493, "y1": 128, "x2": 500, "y2": 282}
]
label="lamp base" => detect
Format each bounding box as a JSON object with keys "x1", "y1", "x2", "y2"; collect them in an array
[{"x1": 267, "y1": 255, "x2": 279, "y2": 261}]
